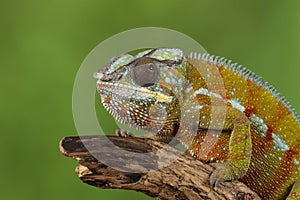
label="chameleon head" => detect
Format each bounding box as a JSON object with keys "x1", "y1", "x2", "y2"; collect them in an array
[{"x1": 94, "y1": 48, "x2": 186, "y2": 135}]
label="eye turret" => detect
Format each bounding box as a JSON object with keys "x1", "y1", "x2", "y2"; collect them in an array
[{"x1": 130, "y1": 59, "x2": 159, "y2": 87}]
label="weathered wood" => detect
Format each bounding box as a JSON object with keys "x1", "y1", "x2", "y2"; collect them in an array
[{"x1": 59, "y1": 135, "x2": 261, "y2": 200}]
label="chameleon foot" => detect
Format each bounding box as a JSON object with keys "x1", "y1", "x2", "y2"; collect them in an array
[
  {"x1": 115, "y1": 130, "x2": 133, "y2": 137},
  {"x1": 209, "y1": 163, "x2": 235, "y2": 187}
]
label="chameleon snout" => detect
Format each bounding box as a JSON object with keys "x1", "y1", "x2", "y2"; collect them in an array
[{"x1": 93, "y1": 71, "x2": 104, "y2": 80}]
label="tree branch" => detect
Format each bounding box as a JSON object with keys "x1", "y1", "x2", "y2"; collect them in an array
[{"x1": 59, "y1": 135, "x2": 261, "y2": 200}]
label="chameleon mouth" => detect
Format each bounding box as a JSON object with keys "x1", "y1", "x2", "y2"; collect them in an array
[
  {"x1": 96, "y1": 80, "x2": 173, "y2": 103},
  {"x1": 96, "y1": 80, "x2": 175, "y2": 131}
]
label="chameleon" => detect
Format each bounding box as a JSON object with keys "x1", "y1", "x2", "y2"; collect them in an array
[{"x1": 94, "y1": 47, "x2": 300, "y2": 199}]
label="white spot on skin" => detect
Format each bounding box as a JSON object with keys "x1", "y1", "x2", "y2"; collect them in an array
[
  {"x1": 232, "y1": 88, "x2": 236, "y2": 94},
  {"x1": 190, "y1": 149, "x2": 195, "y2": 156},
  {"x1": 194, "y1": 89, "x2": 248, "y2": 111},
  {"x1": 185, "y1": 87, "x2": 193, "y2": 93},
  {"x1": 171, "y1": 78, "x2": 177, "y2": 84},
  {"x1": 194, "y1": 88, "x2": 210, "y2": 96},
  {"x1": 272, "y1": 133, "x2": 289, "y2": 152},
  {"x1": 249, "y1": 114, "x2": 268, "y2": 137},
  {"x1": 294, "y1": 159, "x2": 300, "y2": 165},
  {"x1": 196, "y1": 105, "x2": 205, "y2": 110},
  {"x1": 211, "y1": 93, "x2": 222, "y2": 99},
  {"x1": 165, "y1": 77, "x2": 171, "y2": 83},
  {"x1": 193, "y1": 88, "x2": 223, "y2": 99},
  {"x1": 228, "y1": 98, "x2": 245, "y2": 112}
]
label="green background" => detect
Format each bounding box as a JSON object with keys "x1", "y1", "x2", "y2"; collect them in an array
[{"x1": 1, "y1": 1, "x2": 300, "y2": 200}]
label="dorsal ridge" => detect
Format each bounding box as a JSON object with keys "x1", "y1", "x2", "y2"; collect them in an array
[{"x1": 187, "y1": 52, "x2": 300, "y2": 123}]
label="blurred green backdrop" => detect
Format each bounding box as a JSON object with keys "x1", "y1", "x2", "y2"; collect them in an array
[{"x1": 1, "y1": 1, "x2": 300, "y2": 200}]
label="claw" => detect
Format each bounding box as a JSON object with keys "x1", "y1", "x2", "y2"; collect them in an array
[{"x1": 115, "y1": 130, "x2": 133, "y2": 137}]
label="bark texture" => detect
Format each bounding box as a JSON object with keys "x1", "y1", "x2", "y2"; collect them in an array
[{"x1": 59, "y1": 135, "x2": 261, "y2": 200}]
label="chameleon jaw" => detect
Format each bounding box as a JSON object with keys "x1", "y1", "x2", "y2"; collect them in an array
[{"x1": 96, "y1": 80, "x2": 176, "y2": 133}]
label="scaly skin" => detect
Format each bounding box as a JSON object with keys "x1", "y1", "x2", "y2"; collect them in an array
[{"x1": 94, "y1": 48, "x2": 300, "y2": 199}]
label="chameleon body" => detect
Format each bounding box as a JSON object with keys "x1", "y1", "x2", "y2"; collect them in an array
[{"x1": 94, "y1": 48, "x2": 300, "y2": 199}]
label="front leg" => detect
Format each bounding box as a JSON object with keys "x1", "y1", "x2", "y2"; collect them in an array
[
  {"x1": 178, "y1": 104, "x2": 252, "y2": 186},
  {"x1": 208, "y1": 107, "x2": 252, "y2": 186}
]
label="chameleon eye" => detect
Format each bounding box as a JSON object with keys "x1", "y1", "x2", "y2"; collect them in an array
[{"x1": 131, "y1": 63, "x2": 159, "y2": 87}]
